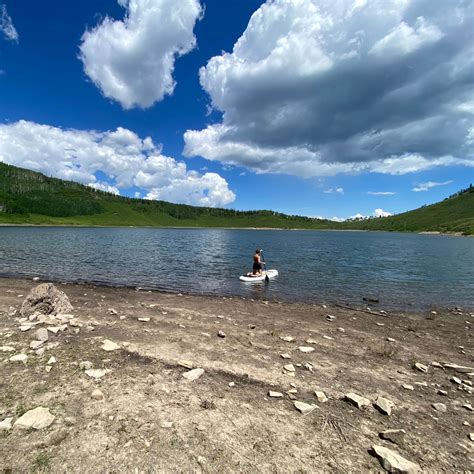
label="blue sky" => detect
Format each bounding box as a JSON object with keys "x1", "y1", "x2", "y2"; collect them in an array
[{"x1": 0, "y1": 0, "x2": 472, "y2": 220}]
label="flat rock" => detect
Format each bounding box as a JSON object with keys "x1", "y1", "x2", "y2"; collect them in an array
[
  {"x1": 375, "y1": 396, "x2": 394, "y2": 415},
  {"x1": 414, "y1": 362, "x2": 428, "y2": 373},
  {"x1": 101, "y1": 339, "x2": 120, "y2": 351},
  {"x1": 35, "y1": 328, "x2": 49, "y2": 342},
  {"x1": 280, "y1": 353, "x2": 291, "y2": 359},
  {"x1": 305, "y1": 338, "x2": 318, "y2": 344},
  {"x1": 0, "y1": 417, "x2": 13, "y2": 431},
  {"x1": 283, "y1": 364, "x2": 296, "y2": 372},
  {"x1": 182, "y1": 368, "x2": 204, "y2": 381},
  {"x1": 432, "y1": 402, "x2": 447, "y2": 412},
  {"x1": 268, "y1": 391, "x2": 283, "y2": 398},
  {"x1": 178, "y1": 360, "x2": 194, "y2": 369},
  {"x1": 20, "y1": 283, "x2": 73, "y2": 317},
  {"x1": 47, "y1": 356, "x2": 56, "y2": 365},
  {"x1": 79, "y1": 361, "x2": 93, "y2": 370},
  {"x1": 47, "y1": 326, "x2": 61, "y2": 334},
  {"x1": 450, "y1": 376, "x2": 462, "y2": 385},
  {"x1": 9, "y1": 354, "x2": 28, "y2": 363},
  {"x1": 402, "y1": 384, "x2": 414, "y2": 391},
  {"x1": 85, "y1": 368, "x2": 109, "y2": 379},
  {"x1": 379, "y1": 429, "x2": 406, "y2": 445},
  {"x1": 280, "y1": 336, "x2": 294, "y2": 342},
  {"x1": 298, "y1": 346, "x2": 315, "y2": 353},
  {"x1": 138, "y1": 317, "x2": 150, "y2": 322},
  {"x1": 314, "y1": 391, "x2": 328, "y2": 403},
  {"x1": 345, "y1": 392, "x2": 371, "y2": 409},
  {"x1": 294, "y1": 401, "x2": 317, "y2": 414},
  {"x1": 443, "y1": 363, "x2": 474, "y2": 374},
  {"x1": 14, "y1": 407, "x2": 55, "y2": 430},
  {"x1": 217, "y1": 330, "x2": 226, "y2": 338},
  {"x1": 372, "y1": 445, "x2": 420, "y2": 473},
  {"x1": 0, "y1": 346, "x2": 15, "y2": 352}
]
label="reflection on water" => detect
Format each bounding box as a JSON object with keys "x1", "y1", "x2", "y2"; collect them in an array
[{"x1": 0, "y1": 227, "x2": 473, "y2": 309}]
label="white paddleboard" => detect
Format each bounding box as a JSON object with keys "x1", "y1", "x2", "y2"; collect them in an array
[{"x1": 239, "y1": 269, "x2": 278, "y2": 282}]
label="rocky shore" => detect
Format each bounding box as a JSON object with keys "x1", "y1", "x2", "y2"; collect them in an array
[{"x1": 0, "y1": 277, "x2": 473, "y2": 472}]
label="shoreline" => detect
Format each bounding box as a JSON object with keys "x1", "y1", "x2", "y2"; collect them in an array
[
  {"x1": 1, "y1": 277, "x2": 473, "y2": 471},
  {"x1": 0, "y1": 222, "x2": 471, "y2": 237}
]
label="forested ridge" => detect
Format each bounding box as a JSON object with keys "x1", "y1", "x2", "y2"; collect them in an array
[{"x1": 0, "y1": 162, "x2": 472, "y2": 234}]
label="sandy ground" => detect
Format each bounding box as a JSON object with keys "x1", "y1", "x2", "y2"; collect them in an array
[{"x1": 0, "y1": 277, "x2": 473, "y2": 473}]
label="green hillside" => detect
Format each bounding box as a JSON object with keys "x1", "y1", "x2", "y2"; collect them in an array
[
  {"x1": 339, "y1": 186, "x2": 474, "y2": 235},
  {"x1": 0, "y1": 162, "x2": 472, "y2": 234},
  {"x1": 0, "y1": 162, "x2": 334, "y2": 229}
]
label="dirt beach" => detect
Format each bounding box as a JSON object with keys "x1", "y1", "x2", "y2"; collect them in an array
[{"x1": 0, "y1": 277, "x2": 473, "y2": 472}]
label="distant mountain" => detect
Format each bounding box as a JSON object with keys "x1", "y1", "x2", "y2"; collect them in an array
[{"x1": 0, "y1": 162, "x2": 472, "y2": 234}]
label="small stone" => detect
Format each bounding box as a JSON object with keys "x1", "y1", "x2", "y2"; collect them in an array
[
  {"x1": 387, "y1": 337, "x2": 396, "y2": 342},
  {"x1": 280, "y1": 353, "x2": 291, "y2": 359},
  {"x1": 36, "y1": 347, "x2": 45, "y2": 356},
  {"x1": 138, "y1": 317, "x2": 150, "y2": 322},
  {"x1": 432, "y1": 403, "x2": 447, "y2": 412},
  {"x1": 85, "y1": 369, "x2": 109, "y2": 379},
  {"x1": 268, "y1": 391, "x2": 283, "y2": 398},
  {"x1": 283, "y1": 364, "x2": 296, "y2": 372},
  {"x1": 91, "y1": 389, "x2": 105, "y2": 400},
  {"x1": 463, "y1": 421, "x2": 470, "y2": 426},
  {"x1": 314, "y1": 391, "x2": 328, "y2": 403},
  {"x1": 161, "y1": 421, "x2": 173, "y2": 429},
  {"x1": 9, "y1": 354, "x2": 28, "y2": 363},
  {"x1": 45, "y1": 366, "x2": 52, "y2": 373},
  {"x1": 469, "y1": 433, "x2": 474, "y2": 442},
  {"x1": 379, "y1": 429, "x2": 406, "y2": 445},
  {"x1": 305, "y1": 338, "x2": 318, "y2": 344},
  {"x1": 33, "y1": 277, "x2": 40, "y2": 282},
  {"x1": 101, "y1": 339, "x2": 120, "y2": 351},
  {"x1": 376, "y1": 322, "x2": 385, "y2": 326},
  {"x1": 280, "y1": 336, "x2": 294, "y2": 342},
  {"x1": 304, "y1": 362, "x2": 313, "y2": 372},
  {"x1": 30, "y1": 340, "x2": 44, "y2": 350},
  {"x1": 442, "y1": 363, "x2": 474, "y2": 373},
  {"x1": 298, "y1": 346, "x2": 314, "y2": 353},
  {"x1": 182, "y1": 368, "x2": 204, "y2": 381},
  {"x1": 228, "y1": 382, "x2": 235, "y2": 387},
  {"x1": 0, "y1": 417, "x2": 13, "y2": 431},
  {"x1": 345, "y1": 392, "x2": 371, "y2": 409},
  {"x1": 288, "y1": 388, "x2": 298, "y2": 394},
  {"x1": 79, "y1": 361, "x2": 93, "y2": 370},
  {"x1": 47, "y1": 356, "x2": 56, "y2": 365},
  {"x1": 14, "y1": 407, "x2": 55, "y2": 430},
  {"x1": 431, "y1": 361, "x2": 443, "y2": 369},
  {"x1": 217, "y1": 330, "x2": 226, "y2": 338},
  {"x1": 108, "y1": 308, "x2": 118, "y2": 315},
  {"x1": 19, "y1": 325, "x2": 32, "y2": 332},
  {"x1": 450, "y1": 376, "x2": 462, "y2": 385},
  {"x1": 294, "y1": 401, "x2": 317, "y2": 414},
  {"x1": 322, "y1": 335, "x2": 333, "y2": 340},
  {"x1": 375, "y1": 396, "x2": 394, "y2": 416},
  {"x1": 0, "y1": 346, "x2": 15, "y2": 352},
  {"x1": 326, "y1": 315, "x2": 336, "y2": 321},
  {"x1": 35, "y1": 328, "x2": 49, "y2": 342},
  {"x1": 437, "y1": 389, "x2": 448, "y2": 396},
  {"x1": 337, "y1": 327, "x2": 345, "y2": 333},
  {"x1": 372, "y1": 445, "x2": 420, "y2": 473},
  {"x1": 178, "y1": 360, "x2": 194, "y2": 369},
  {"x1": 414, "y1": 362, "x2": 428, "y2": 373}
]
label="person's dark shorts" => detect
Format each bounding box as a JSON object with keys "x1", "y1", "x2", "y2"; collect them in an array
[{"x1": 253, "y1": 262, "x2": 262, "y2": 272}]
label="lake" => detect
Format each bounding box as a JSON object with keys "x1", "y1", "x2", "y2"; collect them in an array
[{"x1": 0, "y1": 227, "x2": 473, "y2": 309}]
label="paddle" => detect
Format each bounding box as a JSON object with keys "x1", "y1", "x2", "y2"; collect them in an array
[{"x1": 261, "y1": 250, "x2": 270, "y2": 282}]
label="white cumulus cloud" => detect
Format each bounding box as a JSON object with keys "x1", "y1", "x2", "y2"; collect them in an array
[
  {"x1": 324, "y1": 187, "x2": 344, "y2": 194},
  {"x1": 412, "y1": 180, "x2": 453, "y2": 192},
  {"x1": 79, "y1": 0, "x2": 203, "y2": 109},
  {"x1": 184, "y1": 0, "x2": 474, "y2": 177},
  {"x1": 373, "y1": 208, "x2": 392, "y2": 218},
  {"x1": 0, "y1": 4, "x2": 18, "y2": 42},
  {"x1": 0, "y1": 120, "x2": 235, "y2": 207}
]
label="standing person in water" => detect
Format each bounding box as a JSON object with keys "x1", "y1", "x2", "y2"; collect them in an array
[{"x1": 252, "y1": 248, "x2": 263, "y2": 275}]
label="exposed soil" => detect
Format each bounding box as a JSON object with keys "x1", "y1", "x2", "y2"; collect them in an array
[{"x1": 0, "y1": 277, "x2": 473, "y2": 472}]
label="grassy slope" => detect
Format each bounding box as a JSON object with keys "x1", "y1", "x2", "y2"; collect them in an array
[
  {"x1": 340, "y1": 190, "x2": 474, "y2": 235},
  {"x1": 0, "y1": 162, "x2": 472, "y2": 233}
]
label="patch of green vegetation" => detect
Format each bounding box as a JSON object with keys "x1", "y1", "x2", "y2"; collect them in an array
[
  {"x1": 15, "y1": 402, "x2": 30, "y2": 417},
  {"x1": 0, "y1": 162, "x2": 473, "y2": 234},
  {"x1": 32, "y1": 453, "x2": 51, "y2": 472}
]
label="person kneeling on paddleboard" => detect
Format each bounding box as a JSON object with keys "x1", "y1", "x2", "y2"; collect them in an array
[{"x1": 252, "y1": 248, "x2": 263, "y2": 276}]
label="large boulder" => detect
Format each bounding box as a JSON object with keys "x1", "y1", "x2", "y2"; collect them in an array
[{"x1": 20, "y1": 283, "x2": 73, "y2": 317}]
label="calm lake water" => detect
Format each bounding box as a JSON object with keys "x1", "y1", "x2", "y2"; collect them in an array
[{"x1": 0, "y1": 227, "x2": 473, "y2": 309}]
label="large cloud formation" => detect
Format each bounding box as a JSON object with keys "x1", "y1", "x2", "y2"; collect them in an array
[
  {"x1": 0, "y1": 121, "x2": 235, "y2": 207},
  {"x1": 79, "y1": 0, "x2": 202, "y2": 109},
  {"x1": 184, "y1": 0, "x2": 474, "y2": 177}
]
